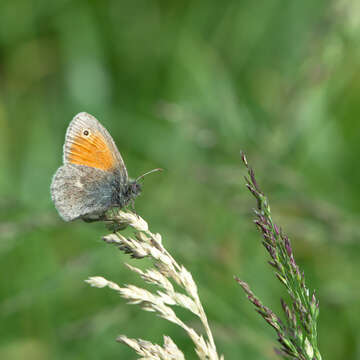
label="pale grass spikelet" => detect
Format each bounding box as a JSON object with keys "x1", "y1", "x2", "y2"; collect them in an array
[
  {"x1": 117, "y1": 335, "x2": 185, "y2": 360},
  {"x1": 111, "y1": 210, "x2": 149, "y2": 232},
  {"x1": 85, "y1": 276, "x2": 109, "y2": 288},
  {"x1": 125, "y1": 264, "x2": 199, "y2": 315},
  {"x1": 102, "y1": 233, "x2": 121, "y2": 245},
  {"x1": 85, "y1": 276, "x2": 121, "y2": 291},
  {"x1": 86, "y1": 209, "x2": 222, "y2": 360},
  {"x1": 125, "y1": 264, "x2": 174, "y2": 292},
  {"x1": 178, "y1": 266, "x2": 198, "y2": 299}
]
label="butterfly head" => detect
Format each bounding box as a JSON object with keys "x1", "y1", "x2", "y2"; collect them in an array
[{"x1": 126, "y1": 180, "x2": 142, "y2": 200}]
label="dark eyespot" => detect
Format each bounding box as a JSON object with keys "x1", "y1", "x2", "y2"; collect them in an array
[{"x1": 83, "y1": 130, "x2": 89, "y2": 136}]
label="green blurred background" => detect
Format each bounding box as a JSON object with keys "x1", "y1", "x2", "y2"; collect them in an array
[{"x1": 1, "y1": 1, "x2": 359, "y2": 359}]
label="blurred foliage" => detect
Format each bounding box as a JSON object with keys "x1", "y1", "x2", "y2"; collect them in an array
[{"x1": 0, "y1": 0, "x2": 360, "y2": 359}]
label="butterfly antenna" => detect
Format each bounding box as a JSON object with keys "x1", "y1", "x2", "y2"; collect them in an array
[{"x1": 136, "y1": 168, "x2": 163, "y2": 182}]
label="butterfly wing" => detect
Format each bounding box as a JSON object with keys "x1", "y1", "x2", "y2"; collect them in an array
[
  {"x1": 63, "y1": 112, "x2": 128, "y2": 183},
  {"x1": 51, "y1": 164, "x2": 118, "y2": 221}
]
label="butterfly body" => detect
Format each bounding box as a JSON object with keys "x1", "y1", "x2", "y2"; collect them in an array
[{"x1": 51, "y1": 113, "x2": 141, "y2": 222}]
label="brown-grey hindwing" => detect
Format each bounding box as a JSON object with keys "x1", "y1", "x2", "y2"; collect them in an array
[{"x1": 50, "y1": 164, "x2": 115, "y2": 221}]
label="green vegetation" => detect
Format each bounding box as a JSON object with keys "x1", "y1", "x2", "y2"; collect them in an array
[{"x1": 1, "y1": 1, "x2": 359, "y2": 359}]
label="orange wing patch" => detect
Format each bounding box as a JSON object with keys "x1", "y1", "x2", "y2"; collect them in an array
[{"x1": 67, "y1": 130, "x2": 117, "y2": 171}]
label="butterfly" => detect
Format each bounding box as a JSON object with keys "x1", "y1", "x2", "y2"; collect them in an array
[{"x1": 50, "y1": 112, "x2": 160, "y2": 222}]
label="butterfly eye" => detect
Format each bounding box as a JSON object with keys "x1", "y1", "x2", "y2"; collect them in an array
[{"x1": 83, "y1": 130, "x2": 90, "y2": 136}]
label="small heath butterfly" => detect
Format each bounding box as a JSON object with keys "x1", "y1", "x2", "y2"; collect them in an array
[{"x1": 51, "y1": 112, "x2": 160, "y2": 222}]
